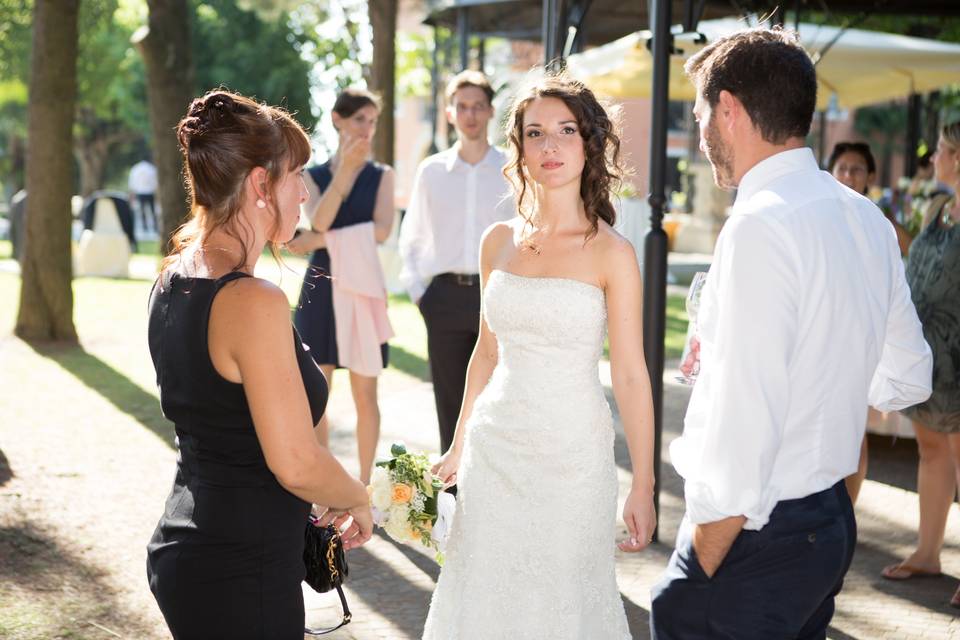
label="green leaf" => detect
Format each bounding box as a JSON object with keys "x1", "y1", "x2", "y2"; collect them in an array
[{"x1": 390, "y1": 442, "x2": 407, "y2": 457}]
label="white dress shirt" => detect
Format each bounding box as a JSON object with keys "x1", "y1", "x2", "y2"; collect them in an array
[
  {"x1": 671, "y1": 148, "x2": 932, "y2": 531},
  {"x1": 398, "y1": 145, "x2": 514, "y2": 301},
  {"x1": 128, "y1": 160, "x2": 158, "y2": 195}
]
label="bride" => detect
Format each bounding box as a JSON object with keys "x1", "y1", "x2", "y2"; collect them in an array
[{"x1": 423, "y1": 73, "x2": 657, "y2": 639}]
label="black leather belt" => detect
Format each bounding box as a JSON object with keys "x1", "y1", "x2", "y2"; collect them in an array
[{"x1": 433, "y1": 272, "x2": 480, "y2": 287}]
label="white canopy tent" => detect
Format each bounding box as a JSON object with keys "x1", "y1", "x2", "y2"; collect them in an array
[{"x1": 567, "y1": 18, "x2": 960, "y2": 110}]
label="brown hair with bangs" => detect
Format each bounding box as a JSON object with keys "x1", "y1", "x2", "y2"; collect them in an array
[
  {"x1": 332, "y1": 87, "x2": 381, "y2": 119},
  {"x1": 162, "y1": 89, "x2": 311, "y2": 272},
  {"x1": 504, "y1": 73, "x2": 622, "y2": 241}
]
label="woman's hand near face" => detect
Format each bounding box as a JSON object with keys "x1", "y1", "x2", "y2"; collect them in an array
[{"x1": 341, "y1": 136, "x2": 371, "y2": 173}]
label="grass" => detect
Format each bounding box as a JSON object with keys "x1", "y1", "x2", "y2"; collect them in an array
[{"x1": 665, "y1": 294, "x2": 689, "y2": 359}]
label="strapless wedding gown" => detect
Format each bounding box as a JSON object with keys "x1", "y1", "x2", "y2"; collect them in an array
[{"x1": 422, "y1": 269, "x2": 631, "y2": 639}]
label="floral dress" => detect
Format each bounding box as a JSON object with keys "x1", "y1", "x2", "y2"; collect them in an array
[{"x1": 901, "y1": 198, "x2": 960, "y2": 433}]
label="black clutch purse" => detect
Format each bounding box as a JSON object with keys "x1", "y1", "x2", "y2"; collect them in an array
[{"x1": 303, "y1": 515, "x2": 351, "y2": 635}]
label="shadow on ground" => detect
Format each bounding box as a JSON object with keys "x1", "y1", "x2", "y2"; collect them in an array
[
  {"x1": 0, "y1": 519, "x2": 153, "y2": 639},
  {"x1": 26, "y1": 341, "x2": 173, "y2": 449}
]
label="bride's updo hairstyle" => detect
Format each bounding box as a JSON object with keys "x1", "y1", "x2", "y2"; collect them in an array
[
  {"x1": 163, "y1": 90, "x2": 311, "y2": 272},
  {"x1": 504, "y1": 72, "x2": 623, "y2": 241}
]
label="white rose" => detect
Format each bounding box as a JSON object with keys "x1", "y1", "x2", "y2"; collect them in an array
[
  {"x1": 371, "y1": 482, "x2": 393, "y2": 512},
  {"x1": 371, "y1": 466, "x2": 390, "y2": 485},
  {"x1": 383, "y1": 504, "x2": 412, "y2": 541}
]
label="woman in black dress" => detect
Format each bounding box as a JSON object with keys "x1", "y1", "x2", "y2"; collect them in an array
[
  {"x1": 146, "y1": 90, "x2": 373, "y2": 639},
  {"x1": 288, "y1": 88, "x2": 396, "y2": 484}
]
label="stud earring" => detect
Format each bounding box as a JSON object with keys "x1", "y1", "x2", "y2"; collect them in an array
[{"x1": 256, "y1": 199, "x2": 266, "y2": 209}]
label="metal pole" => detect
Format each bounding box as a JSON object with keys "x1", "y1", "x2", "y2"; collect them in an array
[
  {"x1": 644, "y1": 0, "x2": 672, "y2": 543},
  {"x1": 542, "y1": 0, "x2": 560, "y2": 66},
  {"x1": 478, "y1": 38, "x2": 486, "y2": 72},
  {"x1": 925, "y1": 91, "x2": 941, "y2": 154},
  {"x1": 458, "y1": 8, "x2": 470, "y2": 70}
]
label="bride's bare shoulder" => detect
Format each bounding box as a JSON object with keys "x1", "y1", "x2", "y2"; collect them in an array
[
  {"x1": 594, "y1": 220, "x2": 637, "y2": 261},
  {"x1": 481, "y1": 218, "x2": 520, "y2": 253}
]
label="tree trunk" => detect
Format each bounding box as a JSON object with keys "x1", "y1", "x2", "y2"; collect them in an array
[
  {"x1": 368, "y1": 0, "x2": 397, "y2": 166},
  {"x1": 15, "y1": 0, "x2": 80, "y2": 343},
  {"x1": 76, "y1": 138, "x2": 108, "y2": 198},
  {"x1": 75, "y1": 126, "x2": 135, "y2": 197},
  {"x1": 134, "y1": 0, "x2": 195, "y2": 255}
]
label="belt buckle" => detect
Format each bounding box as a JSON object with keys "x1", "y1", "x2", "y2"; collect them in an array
[{"x1": 455, "y1": 273, "x2": 474, "y2": 286}]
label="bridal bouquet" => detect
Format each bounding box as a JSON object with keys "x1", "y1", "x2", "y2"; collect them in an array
[{"x1": 368, "y1": 443, "x2": 455, "y2": 564}]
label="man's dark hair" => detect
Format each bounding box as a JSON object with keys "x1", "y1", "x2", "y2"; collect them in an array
[
  {"x1": 918, "y1": 150, "x2": 934, "y2": 169},
  {"x1": 827, "y1": 141, "x2": 876, "y2": 175},
  {"x1": 685, "y1": 27, "x2": 817, "y2": 144}
]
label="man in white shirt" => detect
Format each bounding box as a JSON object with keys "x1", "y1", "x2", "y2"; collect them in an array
[
  {"x1": 650, "y1": 28, "x2": 933, "y2": 639},
  {"x1": 398, "y1": 71, "x2": 513, "y2": 463},
  {"x1": 128, "y1": 157, "x2": 158, "y2": 232}
]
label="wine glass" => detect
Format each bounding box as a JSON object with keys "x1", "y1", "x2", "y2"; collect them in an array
[{"x1": 676, "y1": 271, "x2": 707, "y2": 385}]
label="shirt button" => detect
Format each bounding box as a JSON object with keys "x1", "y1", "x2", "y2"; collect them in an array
[{"x1": 808, "y1": 533, "x2": 817, "y2": 543}]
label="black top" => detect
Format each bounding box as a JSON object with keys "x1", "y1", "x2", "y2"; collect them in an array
[
  {"x1": 307, "y1": 160, "x2": 384, "y2": 230},
  {"x1": 146, "y1": 270, "x2": 329, "y2": 638}
]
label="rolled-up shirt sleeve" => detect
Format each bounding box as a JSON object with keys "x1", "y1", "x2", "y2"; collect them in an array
[
  {"x1": 398, "y1": 165, "x2": 429, "y2": 302},
  {"x1": 681, "y1": 214, "x2": 798, "y2": 530},
  {"x1": 868, "y1": 234, "x2": 933, "y2": 411}
]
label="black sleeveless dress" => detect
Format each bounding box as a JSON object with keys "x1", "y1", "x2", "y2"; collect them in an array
[
  {"x1": 294, "y1": 160, "x2": 389, "y2": 370},
  {"x1": 146, "y1": 270, "x2": 329, "y2": 639}
]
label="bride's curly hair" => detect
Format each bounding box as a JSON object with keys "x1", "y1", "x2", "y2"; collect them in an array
[{"x1": 504, "y1": 72, "x2": 623, "y2": 241}]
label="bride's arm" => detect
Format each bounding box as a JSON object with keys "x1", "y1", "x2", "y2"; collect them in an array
[
  {"x1": 604, "y1": 235, "x2": 657, "y2": 551},
  {"x1": 431, "y1": 223, "x2": 508, "y2": 483}
]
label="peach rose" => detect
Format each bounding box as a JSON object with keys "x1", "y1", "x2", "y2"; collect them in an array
[{"x1": 392, "y1": 483, "x2": 413, "y2": 504}]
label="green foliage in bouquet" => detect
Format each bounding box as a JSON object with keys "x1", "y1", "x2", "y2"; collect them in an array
[{"x1": 372, "y1": 443, "x2": 448, "y2": 562}]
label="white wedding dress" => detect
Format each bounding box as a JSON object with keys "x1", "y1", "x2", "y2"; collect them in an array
[{"x1": 422, "y1": 269, "x2": 631, "y2": 640}]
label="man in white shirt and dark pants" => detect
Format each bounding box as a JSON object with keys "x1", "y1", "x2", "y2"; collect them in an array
[
  {"x1": 399, "y1": 71, "x2": 513, "y2": 463},
  {"x1": 128, "y1": 157, "x2": 158, "y2": 233},
  {"x1": 650, "y1": 28, "x2": 933, "y2": 639}
]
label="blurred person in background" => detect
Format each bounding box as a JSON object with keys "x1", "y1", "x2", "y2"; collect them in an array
[
  {"x1": 882, "y1": 121, "x2": 960, "y2": 609},
  {"x1": 287, "y1": 88, "x2": 395, "y2": 485}
]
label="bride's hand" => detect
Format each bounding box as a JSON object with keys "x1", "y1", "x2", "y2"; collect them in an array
[
  {"x1": 618, "y1": 488, "x2": 657, "y2": 553},
  {"x1": 432, "y1": 447, "x2": 462, "y2": 488}
]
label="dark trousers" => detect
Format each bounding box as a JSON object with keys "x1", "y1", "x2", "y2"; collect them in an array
[
  {"x1": 418, "y1": 277, "x2": 481, "y2": 457},
  {"x1": 651, "y1": 481, "x2": 856, "y2": 640},
  {"x1": 137, "y1": 193, "x2": 157, "y2": 231}
]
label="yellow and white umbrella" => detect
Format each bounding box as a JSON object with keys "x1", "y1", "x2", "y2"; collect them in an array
[{"x1": 567, "y1": 18, "x2": 960, "y2": 110}]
